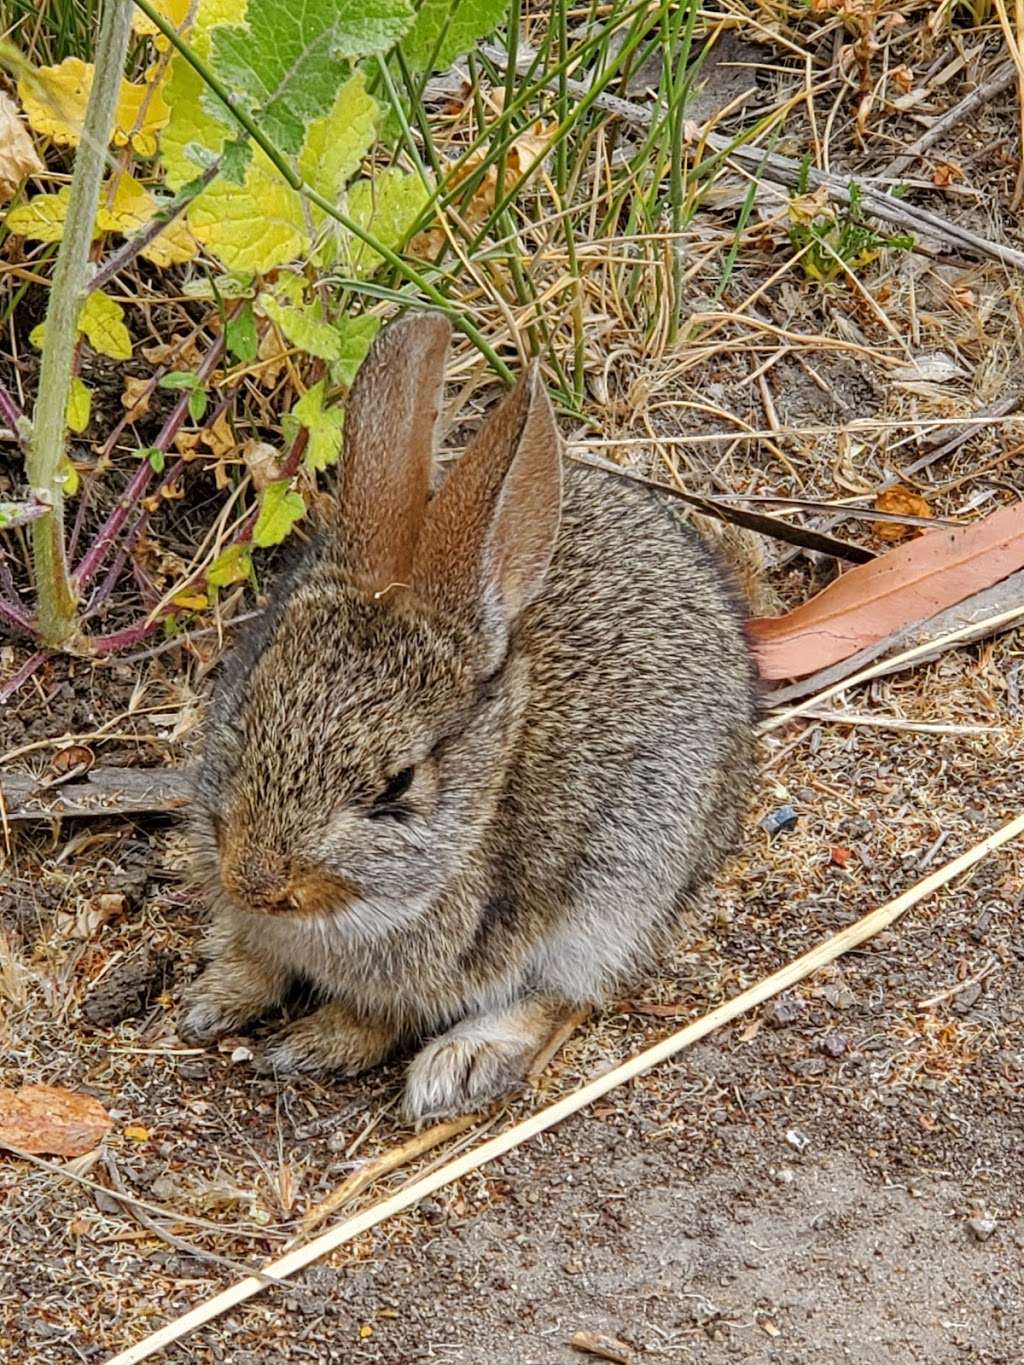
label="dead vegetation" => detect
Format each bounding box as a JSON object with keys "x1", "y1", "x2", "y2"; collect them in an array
[{"x1": 1, "y1": 0, "x2": 1023, "y2": 1360}]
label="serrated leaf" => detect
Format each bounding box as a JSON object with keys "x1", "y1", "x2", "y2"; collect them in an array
[
  {"x1": 187, "y1": 149, "x2": 306, "y2": 273},
  {"x1": 330, "y1": 314, "x2": 380, "y2": 386},
  {"x1": 207, "y1": 543, "x2": 252, "y2": 586},
  {"x1": 299, "y1": 70, "x2": 379, "y2": 210},
  {"x1": 342, "y1": 169, "x2": 429, "y2": 276},
  {"x1": 211, "y1": 0, "x2": 413, "y2": 157},
  {"x1": 260, "y1": 290, "x2": 341, "y2": 362},
  {"x1": 18, "y1": 58, "x2": 169, "y2": 157},
  {"x1": 253, "y1": 479, "x2": 306, "y2": 546},
  {"x1": 67, "y1": 377, "x2": 91, "y2": 433},
  {"x1": 226, "y1": 301, "x2": 258, "y2": 362},
  {"x1": 4, "y1": 187, "x2": 75, "y2": 242},
  {"x1": 159, "y1": 0, "x2": 247, "y2": 190},
  {"x1": 78, "y1": 292, "x2": 132, "y2": 360},
  {"x1": 292, "y1": 381, "x2": 344, "y2": 471},
  {"x1": 401, "y1": 0, "x2": 509, "y2": 71}
]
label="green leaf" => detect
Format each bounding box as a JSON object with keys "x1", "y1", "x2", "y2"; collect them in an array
[
  {"x1": 291, "y1": 381, "x2": 345, "y2": 472},
  {"x1": 342, "y1": 168, "x2": 429, "y2": 276},
  {"x1": 187, "y1": 149, "x2": 307, "y2": 274},
  {"x1": 59, "y1": 457, "x2": 79, "y2": 496},
  {"x1": 211, "y1": 0, "x2": 413, "y2": 157},
  {"x1": 66, "y1": 377, "x2": 91, "y2": 434},
  {"x1": 401, "y1": 0, "x2": 509, "y2": 71},
  {"x1": 253, "y1": 479, "x2": 306, "y2": 546},
  {"x1": 219, "y1": 137, "x2": 253, "y2": 185},
  {"x1": 207, "y1": 542, "x2": 252, "y2": 586},
  {"x1": 330, "y1": 314, "x2": 380, "y2": 386},
  {"x1": 159, "y1": 370, "x2": 200, "y2": 391},
  {"x1": 188, "y1": 385, "x2": 208, "y2": 422},
  {"x1": 299, "y1": 70, "x2": 379, "y2": 209},
  {"x1": 134, "y1": 446, "x2": 165, "y2": 473},
  {"x1": 160, "y1": 0, "x2": 247, "y2": 191},
  {"x1": 226, "y1": 301, "x2": 258, "y2": 362},
  {"x1": 259, "y1": 290, "x2": 343, "y2": 362}
]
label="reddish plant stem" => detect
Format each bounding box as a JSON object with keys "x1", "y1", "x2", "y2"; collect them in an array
[
  {"x1": 0, "y1": 650, "x2": 46, "y2": 704},
  {"x1": 0, "y1": 592, "x2": 38, "y2": 638},
  {"x1": 81, "y1": 455, "x2": 187, "y2": 620},
  {"x1": 88, "y1": 162, "x2": 221, "y2": 295},
  {"x1": 0, "y1": 382, "x2": 27, "y2": 451},
  {"x1": 72, "y1": 324, "x2": 229, "y2": 593}
]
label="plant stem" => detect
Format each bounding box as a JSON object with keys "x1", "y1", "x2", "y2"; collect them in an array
[{"x1": 27, "y1": 0, "x2": 134, "y2": 646}]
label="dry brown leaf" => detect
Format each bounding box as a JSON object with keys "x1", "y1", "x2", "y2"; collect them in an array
[
  {"x1": 748, "y1": 500, "x2": 1024, "y2": 680},
  {"x1": 255, "y1": 324, "x2": 289, "y2": 389},
  {"x1": 120, "y1": 375, "x2": 153, "y2": 423},
  {"x1": 932, "y1": 162, "x2": 961, "y2": 188},
  {"x1": 242, "y1": 439, "x2": 282, "y2": 491},
  {"x1": 873, "y1": 484, "x2": 930, "y2": 542},
  {"x1": 0, "y1": 1084, "x2": 112, "y2": 1157},
  {"x1": 141, "y1": 332, "x2": 204, "y2": 369},
  {"x1": 0, "y1": 90, "x2": 43, "y2": 204}
]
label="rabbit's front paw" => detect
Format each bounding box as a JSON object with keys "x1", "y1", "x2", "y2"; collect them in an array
[
  {"x1": 403, "y1": 1005, "x2": 553, "y2": 1121},
  {"x1": 253, "y1": 1004, "x2": 396, "y2": 1077},
  {"x1": 179, "y1": 976, "x2": 266, "y2": 1045}
]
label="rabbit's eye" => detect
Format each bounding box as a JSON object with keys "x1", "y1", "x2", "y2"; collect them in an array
[{"x1": 368, "y1": 766, "x2": 415, "y2": 818}]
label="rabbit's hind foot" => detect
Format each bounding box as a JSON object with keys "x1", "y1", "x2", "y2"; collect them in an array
[{"x1": 402, "y1": 998, "x2": 560, "y2": 1123}]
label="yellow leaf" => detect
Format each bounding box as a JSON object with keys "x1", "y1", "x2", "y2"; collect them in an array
[
  {"x1": 59, "y1": 457, "x2": 80, "y2": 496},
  {"x1": 171, "y1": 590, "x2": 209, "y2": 611},
  {"x1": 207, "y1": 543, "x2": 251, "y2": 587},
  {"x1": 124, "y1": 1124, "x2": 150, "y2": 1142},
  {"x1": 97, "y1": 172, "x2": 198, "y2": 266},
  {"x1": 67, "y1": 377, "x2": 91, "y2": 433},
  {"x1": 18, "y1": 59, "x2": 169, "y2": 156},
  {"x1": 132, "y1": 0, "x2": 192, "y2": 44},
  {"x1": 188, "y1": 150, "x2": 306, "y2": 274},
  {"x1": 4, "y1": 187, "x2": 75, "y2": 243},
  {"x1": 160, "y1": 0, "x2": 247, "y2": 190},
  {"x1": 0, "y1": 89, "x2": 43, "y2": 205},
  {"x1": 79, "y1": 292, "x2": 132, "y2": 361}
]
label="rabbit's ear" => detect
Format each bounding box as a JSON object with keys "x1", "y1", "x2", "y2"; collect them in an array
[
  {"x1": 415, "y1": 362, "x2": 562, "y2": 652},
  {"x1": 337, "y1": 311, "x2": 451, "y2": 594}
]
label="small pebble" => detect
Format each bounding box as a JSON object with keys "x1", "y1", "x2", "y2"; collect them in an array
[
  {"x1": 786, "y1": 1128, "x2": 810, "y2": 1152},
  {"x1": 768, "y1": 998, "x2": 804, "y2": 1028},
  {"x1": 967, "y1": 1217, "x2": 997, "y2": 1242},
  {"x1": 760, "y1": 804, "x2": 798, "y2": 838},
  {"x1": 230, "y1": 1045, "x2": 253, "y2": 1063},
  {"x1": 820, "y1": 1033, "x2": 848, "y2": 1058}
]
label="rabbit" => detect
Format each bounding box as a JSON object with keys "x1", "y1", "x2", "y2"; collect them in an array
[{"x1": 179, "y1": 311, "x2": 758, "y2": 1121}]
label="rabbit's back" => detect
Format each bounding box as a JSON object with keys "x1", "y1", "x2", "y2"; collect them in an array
[{"x1": 486, "y1": 463, "x2": 757, "y2": 1001}]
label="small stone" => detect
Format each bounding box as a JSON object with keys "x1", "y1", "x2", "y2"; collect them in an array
[
  {"x1": 786, "y1": 1128, "x2": 810, "y2": 1152},
  {"x1": 820, "y1": 1033, "x2": 848, "y2": 1057},
  {"x1": 768, "y1": 998, "x2": 804, "y2": 1028},
  {"x1": 967, "y1": 1217, "x2": 997, "y2": 1242},
  {"x1": 230, "y1": 1045, "x2": 253, "y2": 1063},
  {"x1": 773, "y1": 1166, "x2": 795, "y2": 1184},
  {"x1": 760, "y1": 805, "x2": 798, "y2": 838}
]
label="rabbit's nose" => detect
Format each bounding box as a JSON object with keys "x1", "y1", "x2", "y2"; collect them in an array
[{"x1": 221, "y1": 856, "x2": 299, "y2": 914}]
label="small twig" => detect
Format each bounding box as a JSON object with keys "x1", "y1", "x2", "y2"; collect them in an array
[
  {"x1": 879, "y1": 62, "x2": 1017, "y2": 178},
  {"x1": 102, "y1": 1152, "x2": 290, "y2": 1289},
  {"x1": 796, "y1": 710, "x2": 1003, "y2": 737},
  {"x1": 89, "y1": 162, "x2": 221, "y2": 294},
  {"x1": 0, "y1": 593, "x2": 38, "y2": 640},
  {"x1": 573, "y1": 452, "x2": 873, "y2": 562},
  {"x1": 0, "y1": 651, "x2": 46, "y2": 705},
  {"x1": 101, "y1": 810, "x2": 1024, "y2": 1365},
  {"x1": 917, "y1": 961, "x2": 998, "y2": 1011}
]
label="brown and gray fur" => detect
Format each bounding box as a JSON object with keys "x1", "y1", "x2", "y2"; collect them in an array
[{"x1": 181, "y1": 313, "x2": 758, "y2": 1120}]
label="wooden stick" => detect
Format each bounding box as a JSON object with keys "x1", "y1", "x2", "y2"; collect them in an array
[
  {"x1": 878, "y1": 62, "x2": 1017, "y2": 178},
  {"x1": 102, "y1": 810, "x2": 1024, "y2": 1365}
]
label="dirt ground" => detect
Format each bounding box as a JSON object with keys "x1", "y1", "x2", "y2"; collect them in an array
[{"x1": 3, "y1": 14, "x2": 1024, "y2": 1365}]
